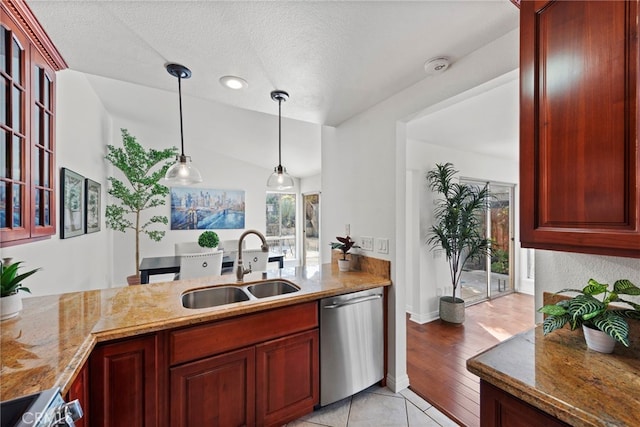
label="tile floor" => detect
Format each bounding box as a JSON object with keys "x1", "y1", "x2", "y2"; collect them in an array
[{"x1": 287, "y1": 385, "x2": 460, "y2": 427}]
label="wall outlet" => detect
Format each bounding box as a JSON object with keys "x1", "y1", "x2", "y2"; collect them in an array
[
  {"x1": 360, "y1": 236, "x2": 374, "y2": 251},
  {"x1": 376, "y1": 238, "x2": 389, "y2": 254},
  {"x1": 345, "y1": 224, "x2": 350, "y2": 236}
]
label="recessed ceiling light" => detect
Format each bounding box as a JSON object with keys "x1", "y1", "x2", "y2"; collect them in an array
[{"x1": 219, "y1": 75, "x2": 248, "y2": 90}]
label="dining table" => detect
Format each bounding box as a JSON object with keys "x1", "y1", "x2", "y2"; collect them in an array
[{"x1": 138, "y1": 253, "x2": 285, "y2": 284}]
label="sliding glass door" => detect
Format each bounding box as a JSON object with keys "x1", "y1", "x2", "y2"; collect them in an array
[{"x1": 459, "y1": 182, "x2": 514, "y2": 305}]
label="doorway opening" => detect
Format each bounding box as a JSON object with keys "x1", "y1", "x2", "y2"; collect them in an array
[{"x1": 302, "y1": 193, "x2": 320, "y2": 267}]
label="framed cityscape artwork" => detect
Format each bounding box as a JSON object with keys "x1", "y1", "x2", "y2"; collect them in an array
[{"x1": 170, "y1": 187, "x2": 245, "y2": 230}]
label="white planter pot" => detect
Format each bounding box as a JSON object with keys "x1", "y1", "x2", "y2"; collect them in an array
[
  {"x1": 439, "y1": 296, "x2": 465, "y2": 324},
  {"x1": 582, "y1": 324, "x2": 616, "y2": 353},
  {"x1": 337, "y1": 259, "x2": 350, "y2": 272},
  {"x1": 1, "y1": 293, "x2": 23, "y2": 321}
]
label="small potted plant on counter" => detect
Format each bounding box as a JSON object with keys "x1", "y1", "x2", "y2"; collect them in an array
[
  {"x1": 330, "y1": 236, "x2": 360, "y2": 272},
  {"x1": 1, "y1": 260, "x2": 40, "y2": 320},
  {"x1": 198, "y1": 230, "x2": 220, "y2": 252},
  {"x1": 538, "y1": 278, "x2": 640, "y2": 353}
]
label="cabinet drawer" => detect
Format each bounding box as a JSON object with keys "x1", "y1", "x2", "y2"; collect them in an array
[{"x1": 169, "y1": 301, "x2": 318, "y2": 365}]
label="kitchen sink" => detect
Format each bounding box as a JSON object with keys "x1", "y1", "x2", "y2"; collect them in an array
[
  {"x1": 182, "y1": 286, "x2": 250, "y2": 309},
  {"x1": 246, "y1": 280, "x2": 300, "y2": 298}
]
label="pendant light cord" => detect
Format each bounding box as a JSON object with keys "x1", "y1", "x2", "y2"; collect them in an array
[
  {"x1": 178, "y1": 75, "x2": 185, "y2": 157},
  {"x1": 278, "y1": 97, "x2": 282, "y2": 167}
]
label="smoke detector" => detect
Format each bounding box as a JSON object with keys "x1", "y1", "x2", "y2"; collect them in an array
[{"x1": 424, "y1": 57, "x2": 450, "y2": 76}]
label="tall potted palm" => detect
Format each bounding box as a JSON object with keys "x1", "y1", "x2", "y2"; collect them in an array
[
  {"x1": 426, "y1": 163, "x2": 491, "y2": 324},
  {"x1": 105, "y1": 129, "x2": 177, "y2": 284}
]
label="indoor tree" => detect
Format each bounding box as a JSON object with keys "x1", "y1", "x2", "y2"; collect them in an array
[
  {"x1": 426, "y1": 162, "x2": 491, "y2": 323},
  {"x1": 105, "y1": 129, "x2": 177, "y2": 281}
]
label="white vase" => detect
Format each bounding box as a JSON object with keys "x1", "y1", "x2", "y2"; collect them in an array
[
  {"x1": 582, "y1": 324, "x2": 616, "y2": 353},
  {"x1": 1, "y1": 293, "x2": 23, "y2": 321},
  {"x1": 337, "y1": 259, "x2": 350, "y2": 272}
]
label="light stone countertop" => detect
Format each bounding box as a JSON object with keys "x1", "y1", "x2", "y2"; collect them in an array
[
  {"x1": 0, "y1": 263, "x2": 391, "y2": 401},
  {"x1": 467, "y1": 325, "x2": 640, "y2": 427}
]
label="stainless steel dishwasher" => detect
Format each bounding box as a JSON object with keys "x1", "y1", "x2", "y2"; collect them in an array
[{"x1": 320, "y1": 287, "x2": 384, "y2": 406}]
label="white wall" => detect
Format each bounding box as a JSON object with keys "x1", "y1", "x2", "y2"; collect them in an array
[
  {"x1": 405, "y1": 140, "x2": 519, "y2": 323},
  {"x1": 2, "y1": 70, "x2": 113, "y2": 296},
  {"x1": 534, "y1": 251, "x2": 640, "y2": 323},
  {"x1": 321, "y1": 29, "x2": 520, "y2": 392}
]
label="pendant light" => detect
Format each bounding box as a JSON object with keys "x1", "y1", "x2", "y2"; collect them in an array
[
  {"x1": 163, "y1": 63, "x2": 203, "y2": 185},
  {"x1": 267, "y1": 90, "x2": 295, "y2": 190}
]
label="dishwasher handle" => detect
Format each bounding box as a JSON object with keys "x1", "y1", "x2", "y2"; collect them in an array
[{"x1": 323, "y1": 294, "x2": 381, "y2": 309}]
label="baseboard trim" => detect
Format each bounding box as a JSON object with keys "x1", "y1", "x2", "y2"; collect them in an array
[
  {"x1": 409, "y1": 310, "x2": 439, "y2": 324},
  {"x1": 386, "y1": 373, "x2": 410, "y2": 393}
]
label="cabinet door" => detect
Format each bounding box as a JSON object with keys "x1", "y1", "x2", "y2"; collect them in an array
[
  {"x1": 66, "y1": 362, "x2": 89, "y2": 427},
  {"x1": 90, "y1": 335, "x2": 159, "y2": 427},
  {"x1": 256, "y1": 329, "x2": 319, "y2": 427},
  {"x1": 480, "y1": 381, "x2": 570, "y2": 427},
  {"x1": 170, "y1": 347, "x2": 255, "y2": 427},
  {"x1": 520, "y1": 0, "x2": 640, "y2": 257}
]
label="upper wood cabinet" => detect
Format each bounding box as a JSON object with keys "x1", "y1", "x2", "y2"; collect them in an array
[
  {"x1": 520, "y1": 0, "x2": 640, "y2": 257},
  {"x1": 1, "y1": 0, "x2": 66, "y2": 246}
]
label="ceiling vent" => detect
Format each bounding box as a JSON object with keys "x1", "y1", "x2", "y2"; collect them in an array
[{"x1": 424, "y1": 57, "x2": 450, "y2": 76}]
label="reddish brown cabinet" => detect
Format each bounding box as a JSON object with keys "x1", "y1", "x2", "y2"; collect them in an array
[
  {"x1": 66, "y1": 362, "x2": 89, "y2": 427},
  {"x1": 256, "y1": 330, "x2": 319, "y2": 426},
  {"x1": 168, "y1": 302, "x2": 319, "y2": 427},
  {"x1": 480, "y1": 381, "x2": 570, "y2": 427},
  {"x1": 520, "y1": 0, "x2": 640, "y2": 257},
  {"x1": 170, "y1": 347, "x2": 256, "y2": 426},
  {"x1": 89, "y1": 334, "x2": 160, "y2": 427}
]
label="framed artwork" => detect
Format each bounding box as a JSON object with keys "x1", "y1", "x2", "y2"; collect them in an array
[
  {"x1": 170, "y1": 187, "x2": 245, "y2": 230},
  {"x1": 60, "y1": 168, "x2": 85, "y2": 239},
  {"x1": 85, "y1": 178, "x2": 101, "y2": 233}
]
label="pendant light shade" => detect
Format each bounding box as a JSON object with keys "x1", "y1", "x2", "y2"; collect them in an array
[
  {"x1": 267, "y1": 90, "x2": 294, "y2": 190},
  {"x1": 163, "y1": 63, "x2": 203, "y2": 186}
]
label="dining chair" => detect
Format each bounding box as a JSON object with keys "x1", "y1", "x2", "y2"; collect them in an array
[
  {"x1": 177, "y1": 251, "x2": 223, "y2": 280},
  {"x1": 233, "y1": 248, "x2": 270, "y2": 273},
  {"x1": 175, "y1": 242, "x2": 203, "y2": 255}
]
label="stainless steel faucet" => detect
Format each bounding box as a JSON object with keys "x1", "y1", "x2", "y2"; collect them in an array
[{"x1": 236, "y1": 229, "x2": 269, "y2": 282}]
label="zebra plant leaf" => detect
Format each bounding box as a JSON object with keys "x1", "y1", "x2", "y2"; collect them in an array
[
  {"x1": 538, "y1": 305, "x2": 567, "y2": 316},
  {"x1": 583, "y1": 279, "x2": 608, "y2": 296},
  {"x1": 613, "y1": 279, "x2": 640, "y2": 295},
  {"x1": 568, "y1": 294, "x2": 605, "y2": 321},
  {"x1": 542, "y1": 314, "x2": 571, "y2": 335},
  {"x1": 592, "y1": 312, "x2": 630, "y2": 347}
]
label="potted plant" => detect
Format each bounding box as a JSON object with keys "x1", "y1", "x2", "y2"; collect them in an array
[
  {"x1": 1, "y1": 260, "x2": 40, "y2": 320},
  {"x1": 105, "y1": 129, "x2": 177, "y2": 284},
  {"x1": 426, "y1": 162, "x2": 491, "y2": 324},
  {"x1": 538, "y1": 278, "x2": 640, "y2": 353},
  {"x1": 198, "y1": 230, "x2": 220, "y2": 251},
  {"x1": 330, "y1": 236, "x2": 360, "y2": 272}
]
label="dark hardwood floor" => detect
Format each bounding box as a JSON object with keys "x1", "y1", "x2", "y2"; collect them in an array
[{"x1": 407, "y1": 293, "x2": 535, "y2": 427}]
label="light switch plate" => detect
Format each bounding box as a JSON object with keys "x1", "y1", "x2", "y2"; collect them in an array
[
  {"x1": 360, "y1": 236, "x2": 374, "y2": 251},
  {"x1": 376, "y1": 238, "x2": 389, "y2": 254}
]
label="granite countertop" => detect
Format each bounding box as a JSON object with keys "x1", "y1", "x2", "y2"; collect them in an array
[
  {"x1": 467, "y1": 325, "x2": 640, "y2": 427},
  {"x1": 0, "y1": 263, "x2": 391, "y2": 401}
]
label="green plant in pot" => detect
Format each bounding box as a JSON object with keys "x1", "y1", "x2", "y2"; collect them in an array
[
  {"x1": 198, "y1": 230, "x2": 220, "y2": 251},
  {"x1": 426, "y1": 163, "x2": 491, "y2": 324},
  {"x1": 539, "y1": 278, "x2": 640, "y2": 353},
  {"x1": 1, "y1": 260, "x2": 40, "y2": 320},
  {"x1": 330, "y1": 236, "x2": 360, "y2": 272},
  {"x1": 105, "y1": 129, "x2": 177, "y2": 284}
]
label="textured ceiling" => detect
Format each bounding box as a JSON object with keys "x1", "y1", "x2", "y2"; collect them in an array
[{"x1": 27, "y1": 0, "x2": 519, "y2": 177}]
